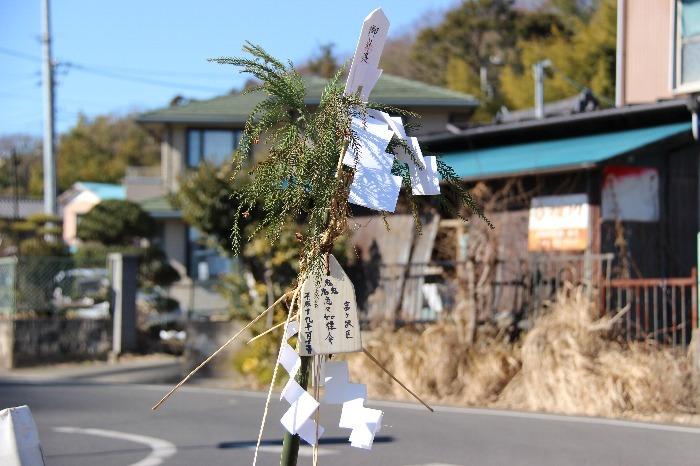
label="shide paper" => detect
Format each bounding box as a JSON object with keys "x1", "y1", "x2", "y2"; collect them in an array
[
  {"x1": 323, "y1": 361, "x2": 383, "y2": 450},
  {"x1": 344, "y1": 116, "x2": 402, "y2": 212},
  {"x1": 370, "y1": 110, "x2": 440, "y2": 196},
  {"x1": 348, "y1": 165, "x2": 403, "y2": 212},
  {"x1": 344, "y1": 110, "x2": 441, "y2": 212},
  {"x1": 342, "y1": 9, "x2": 440, "y2": 211},
  {"x1": 279, "y1": 322, "x2": 324, "y2": 445},
  {"x1": 410, "y1": 156, "x2": 441, "y2": 195}
]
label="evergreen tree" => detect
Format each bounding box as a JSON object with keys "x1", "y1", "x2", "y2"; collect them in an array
[
  {"x1": 77, "y1": 200, "x2": 156, "y2": 246},
  {"x1": 499, "y1": 0, "x2": 615, "y2": 109},
  {"x1": 299, "y1": 43, "x2": 340, "y2": 78},
  {"x1": 57, "y1": 114, "x2": 160, "y2": 191}
]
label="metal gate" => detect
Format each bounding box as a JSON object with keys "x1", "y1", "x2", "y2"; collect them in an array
[{"x1": 602, "y1": 269, "x2": 697, "y2": 349}]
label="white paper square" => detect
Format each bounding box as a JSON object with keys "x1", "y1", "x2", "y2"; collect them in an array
[
  {"x1": 410, "y1": 155, "x2": 440, "y2": 195},
  {"x1": 279, "y1": 344, "x2": 300, "y2": 378},
  {"x1": 280, "y1": 392, "x2": 319, "y2": 435},
  {"x1": 343, "y1": 117, "x2": 394, "y2": 170},
  {"x1": 280, "y1": 379, "x2": 305, "y2": 403},
  {"x1": 349, "y1": 408, "x2": 382, "y2": 449},
  {"x1": 296, "y1": 419, "x2": 325, "y2": 446},
  {"x1": 285, "y1": 320, "x2": 299, "y2": 340},
  {"x1": 0, "y1": 405, "x2": 45, "y2": 466},
  {"x1": 325, "y1": 381, "x2": 367, "y2": 405},
  {"x1": 339, "y1": 398, "x2": 366, "y2": 429},
  {"x1": 348, "y1": 165, "x2": 402, "y2": 212}
]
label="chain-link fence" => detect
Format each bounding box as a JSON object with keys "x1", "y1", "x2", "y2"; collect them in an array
[
  {"x1": 0, "y1": 256, "x2": 108, "y2": 318},
  {"x1": 0, "y1": 257, "x2": 17, "y2": 317}
]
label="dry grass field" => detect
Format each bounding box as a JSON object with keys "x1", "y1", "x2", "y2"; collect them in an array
[{"x1": 347, "y1": 285, "x2": 700, "y2": 424}]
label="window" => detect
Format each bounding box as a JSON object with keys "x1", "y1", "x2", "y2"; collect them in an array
[
  {"x1": 186, "y1": 227, "x2": 232, "y2": 280},
  {"x1": 186, "y1": 129, "x2": 240, "y2": 167},
  {"x1": 674, "y1": 0, "x2": 700, "y2": 92}
]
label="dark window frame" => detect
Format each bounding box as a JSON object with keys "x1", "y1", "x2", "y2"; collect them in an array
[{"x1": 185, "y1": 128, "x2": 242, "y2": 167}]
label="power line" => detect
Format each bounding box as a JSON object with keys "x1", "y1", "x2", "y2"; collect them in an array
[
  {"x1": 63, "y1": 62, "x2": 225, "y2": 92},
  {"x1": 0, "y1": 46, "x2": 231, "y2": 92},
  {"x1": 0, "y1": 46, "x2": 40, "y2": 62},
  {"x1": 69, "y1": 63, "x2": 234, "y2": 79}
]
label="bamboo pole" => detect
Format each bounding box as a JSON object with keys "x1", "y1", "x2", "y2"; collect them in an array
[{"x1": 280, "y1": 354, "x2": 312, "y2": 466}]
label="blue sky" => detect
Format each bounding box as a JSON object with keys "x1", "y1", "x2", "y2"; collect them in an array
[{"x1": 0, "y1": 0, "x2": 458, "y2": 136}]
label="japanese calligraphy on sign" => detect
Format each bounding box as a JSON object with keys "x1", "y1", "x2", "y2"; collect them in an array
[
  {"x1": 344, "y1": 8, "x2": 389, "y2": 101},
  {"x1": 299, "y1": 254, "x2": 362, "y2": 355}
]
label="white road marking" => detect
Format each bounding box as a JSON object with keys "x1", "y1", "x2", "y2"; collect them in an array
[{"x1": 54, "y1": 426, "x2": 177, "y2": 466}]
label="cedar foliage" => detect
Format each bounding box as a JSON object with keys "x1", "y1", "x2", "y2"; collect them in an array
[{"x1": 210, "y1": 43, "x2": 488, "y2": 281}]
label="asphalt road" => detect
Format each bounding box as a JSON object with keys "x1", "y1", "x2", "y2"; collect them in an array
[{"x1": 2, "y1": 381, "x2": 700, "y2": 466}]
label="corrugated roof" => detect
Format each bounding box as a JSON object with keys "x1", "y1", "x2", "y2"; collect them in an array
[
  {"x1": 137, "y1": 74, "x2": 478, "y2": 125},
  {"x1": 76, "y1": 182, "x2": 125, "y2": 200},
  {"x1": 441, "y1": 122, "x2": 691, "y2": 180}
]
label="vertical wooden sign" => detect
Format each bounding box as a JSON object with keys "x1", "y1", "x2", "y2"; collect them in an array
[{"x1": 299, "y1": 254, "x2": 362, "y2": 356}]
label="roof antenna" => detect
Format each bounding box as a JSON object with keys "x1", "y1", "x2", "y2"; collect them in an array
[{"x1": 533, "y1": 59, "x2": 551, "y2": 119}]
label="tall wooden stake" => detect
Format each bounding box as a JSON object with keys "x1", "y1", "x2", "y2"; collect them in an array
[{"x1": 279, "y1": 10, "x2": 389, "y2": 465}]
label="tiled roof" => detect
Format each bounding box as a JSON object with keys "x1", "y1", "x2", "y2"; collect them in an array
[{"x1": 137, "y1": 74, "x2": 478, "y2": 125}]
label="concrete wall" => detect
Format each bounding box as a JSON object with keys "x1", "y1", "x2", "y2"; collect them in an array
[
  {"x1": 622, "y1": 0, "x2": 674, "y2": 104},
  {"x1": 0, "y1": 318, "x2": 112, "y2": 369},
  {"x1": 124, "y1": 177, "x2": 166, "y2": 202}
]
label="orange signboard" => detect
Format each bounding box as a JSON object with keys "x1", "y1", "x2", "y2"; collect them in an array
[{"x1": 528, "y1": 194, "x2": 589, "y2": 252}]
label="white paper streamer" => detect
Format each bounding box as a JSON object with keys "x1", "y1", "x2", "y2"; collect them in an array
[
  {"x1": 323, "y1": 361, "x2": 383, "y2": 450},
  {"x1": 368, "y1": 110, "x2": 441, "y2": 196},
  {"x1": 279, "y1": 322, "x2": 324, "y2": 445}
]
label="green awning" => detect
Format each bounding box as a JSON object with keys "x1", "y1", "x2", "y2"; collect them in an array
[{"x1": 441, "y1": 122, "x2": 691, "y2": 180}]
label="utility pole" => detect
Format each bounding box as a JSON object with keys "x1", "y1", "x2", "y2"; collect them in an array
[
  {"x1": 12, "y1": 148, "x2": 20, "y2": 220},
  {"x1": 533, "y1": 59, "x2": 551, "y2": 120},
  {"x1": 41, "y1": 0, "x2": 57, "y2": 216}
]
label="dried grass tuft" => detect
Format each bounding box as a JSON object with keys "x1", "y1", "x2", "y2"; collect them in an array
[{"x1": 348, "y1": 284, "x2": 696, "y2": 422}]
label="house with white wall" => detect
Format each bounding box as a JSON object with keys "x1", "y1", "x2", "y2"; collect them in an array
[
  {"x1": 133, "y1": 74, "x2": 478, "y2": 281},
  {"x1": 58, "y1": 182, "x2": 125, "y2": 248}
]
